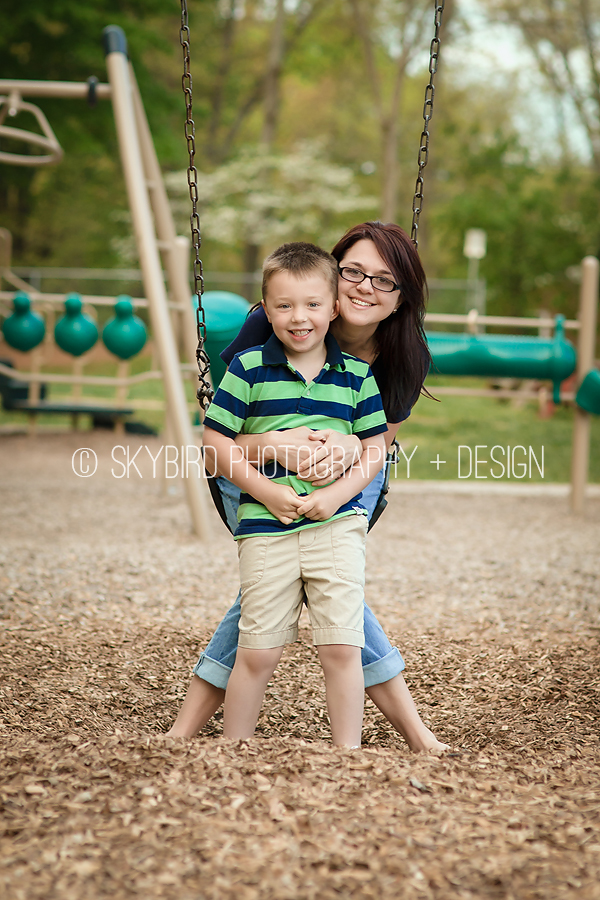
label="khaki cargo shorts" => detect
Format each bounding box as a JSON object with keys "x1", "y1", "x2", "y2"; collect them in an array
[{"x1": 237, "y1": 514, "x2": 367, "y2": 649}]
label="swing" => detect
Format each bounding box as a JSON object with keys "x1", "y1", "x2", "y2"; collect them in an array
[
  {"x1": 178, "y1": 0, "x2": 445, "y2": 533},
  {"x1": 0, "y1": 94, "x2": 63, "y2": 166}
]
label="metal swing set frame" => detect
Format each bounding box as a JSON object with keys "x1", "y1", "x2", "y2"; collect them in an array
[
  {"x1": 0, "y1": 2, "x2": 448, "y2": 540},
  {"x1": 0, "y1": 26, "x2": 211, "y2": 538}
]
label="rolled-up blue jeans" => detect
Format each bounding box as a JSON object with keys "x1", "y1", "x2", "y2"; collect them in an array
[{"x1": 193, "y1": 469, "x2": 405, "y2": 689}]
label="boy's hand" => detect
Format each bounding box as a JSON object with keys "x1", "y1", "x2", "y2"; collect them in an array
[
  {"x1": 262, "y1": 483, "x2": 304, "y2": 525},
  {"x1": 295, "y1": 486, "x2": 341, "y2": 522}
]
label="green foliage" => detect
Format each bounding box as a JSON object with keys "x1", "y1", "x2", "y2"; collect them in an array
[
  {"x1": 0, "y1": 0, "x2": 176, "y2": 138},
  {"x1": 429, "y1": 129, "x2": 595, "y2": 317},
  {"x1": 487, "y1": 0, "x2": 600, "y2": 171},
  {"x1": 0, "y1": 0, "x2": 188, "y2": 264}
]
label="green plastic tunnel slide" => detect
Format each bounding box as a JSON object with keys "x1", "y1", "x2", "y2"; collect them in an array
[{"x1": 426, "y1": 316, "x2": 576, "y2": 404}]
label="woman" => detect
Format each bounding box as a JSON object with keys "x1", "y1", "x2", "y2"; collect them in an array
[{"x1": 168, "y1": 221, "x2": 448, "y2": 753}]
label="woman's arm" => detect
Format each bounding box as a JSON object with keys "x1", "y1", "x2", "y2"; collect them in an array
[
  {"x1": 382, "y1": 421, "x2": 401, "y2": 452},
  {"x1": 232, "y1": 421, "x2": 400, "y2": 487},
  {"x1": 234, "y1": 427, "x2": 361, "y2": 480}
]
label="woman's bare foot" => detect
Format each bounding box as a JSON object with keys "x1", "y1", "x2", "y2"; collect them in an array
[
  {"x1": 366, "y1": 674, "x2": 449, "y2": 753},
  {"x1": 410, "y1": 726, "x2": 450, "y2": 755},
  {"x1": 166, "y1": 676, "x2": 225, "y2": 737}
]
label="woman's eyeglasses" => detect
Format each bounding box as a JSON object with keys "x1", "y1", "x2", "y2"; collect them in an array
[{"x1": 338, "y1": 266, "x2": 400, "y2": 293}]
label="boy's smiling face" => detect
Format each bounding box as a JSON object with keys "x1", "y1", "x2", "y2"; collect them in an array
[{"x1": 262, "y1": 269, "x2": 339, "y2": 358}]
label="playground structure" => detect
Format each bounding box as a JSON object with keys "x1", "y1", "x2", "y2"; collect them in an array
[
  {"x1": 422, "y1": 255, "x2": 600, "y2": 514},
  {"x1": 1, "y1": 23, "x2": 599, "y2": 529},
  {"x1": 0, "y1": 27, "x2": 212, "y2": 539},
  {"x1": 0, "y1": 233, "x2": 250, "y2": 431},
  {"x1": 0, "y1": 237, "x2": 150, "y2": 430},
  {"x1": 0, "y1": 226, "x2": 198, "y2": 431}
]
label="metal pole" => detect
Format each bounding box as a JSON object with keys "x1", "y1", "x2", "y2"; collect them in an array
[
  {"x1": 570, "y1": 256, "x2": 599, "y2": 514},
  {"x1": 467, "y1": 256, "x2": 478, "y2": 313},
  {"x1": 103, "y1": 26, "x2": 209, "y2": 539},
  {"x1": 0, "y1": 80, "x2": 111, "y2": 100},
  {"x1": 128, "y1": 68, "x2": 203, "y2": 391}
]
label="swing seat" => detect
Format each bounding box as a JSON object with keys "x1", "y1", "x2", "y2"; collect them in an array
[{"x1": 0, "y1": 96, "x2": 63, "y2": 167}]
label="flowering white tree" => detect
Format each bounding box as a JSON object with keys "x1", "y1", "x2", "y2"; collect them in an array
[
  {"x1": 166, "y1": 141, "x2": 375, "y2": 248},
  {"x1": 166, "y1": 141, "x2": 376, "y2": 299}
]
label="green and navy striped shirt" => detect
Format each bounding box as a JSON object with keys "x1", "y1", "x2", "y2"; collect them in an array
[{"x1": 203, "y1": 332, "x2": 387, "y2": 539}]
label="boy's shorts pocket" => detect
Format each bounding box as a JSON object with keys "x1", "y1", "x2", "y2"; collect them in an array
[
  {"x1": 331, "y1": 515, "x2": 368, "y2": 585},
  {"x1": 238, "y1": 535, "x2": 269, "y2": 589}
]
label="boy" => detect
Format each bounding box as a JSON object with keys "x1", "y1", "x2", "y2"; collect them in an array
[{"x1": 202, "y1": 242, "x2": 387, "y2": 747}]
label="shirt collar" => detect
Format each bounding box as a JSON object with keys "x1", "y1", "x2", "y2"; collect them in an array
[{"x1": 261, "y1": 331, "x2": 346, "y2": 371}]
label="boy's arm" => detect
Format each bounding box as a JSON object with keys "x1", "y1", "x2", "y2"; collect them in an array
[
  {"x1": 203, "y1": 427, "x2": 303, "y2": 525},
  {"x1": 295, "y1": 433, "x2": 386, "y2": 522}
]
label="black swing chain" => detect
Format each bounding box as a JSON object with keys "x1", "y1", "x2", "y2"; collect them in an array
[
  {"x1": 178, "y1": 0, "x2": 441, "y2": 400},
  {"x1": 410, "y1": 0, "x2": 445, "y2": 250},
  {"x1": 180, "y1": 0, "x2": 214, "y2": 410}
]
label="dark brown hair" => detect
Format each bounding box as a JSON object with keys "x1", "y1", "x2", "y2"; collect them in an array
[
  {"x1": 331, "y1": 221, "x2": 431, "y2": 421},
  {"x1": 262, "y1": 242, "x2": 337, "y2": 302}
]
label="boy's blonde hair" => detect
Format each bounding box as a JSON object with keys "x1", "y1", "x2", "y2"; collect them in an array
[{"x1": 262, "y1": 242, "x2": 338, "y2": 302}]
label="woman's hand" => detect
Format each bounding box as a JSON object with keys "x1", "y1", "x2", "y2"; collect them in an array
[
  {"x1": 296, "y1": 430, "x2": 362, "y2": 486},
  {"x1": 234, "y1": 427, "x2": 362, "y2": 484},
  {"x1": 234, "y1": 427, "x2": 316, "y2": 472}
]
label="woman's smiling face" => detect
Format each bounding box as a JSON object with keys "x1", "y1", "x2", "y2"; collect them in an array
[{"x1": 336, "y1": 239, "x2": 401, "y2": 327}]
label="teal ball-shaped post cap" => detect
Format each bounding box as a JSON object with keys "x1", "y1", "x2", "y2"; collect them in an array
[
  {"x1": 575, "y1": 368, "x2": 600, "y2": 415},
  {"x1": 194, "y1": 291, "x2": 251, "y2": 388},
  {"x1": 1, "y1": 291, "x2": 46, "y2": 352},
  {"x1": 102, "y1": 295, "x2": 147, "y2": 359},
  {"x1": 54, "y1": 293, "x2": 99, "y2": 357}
]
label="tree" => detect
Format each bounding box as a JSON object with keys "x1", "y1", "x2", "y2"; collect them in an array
[
  {"x1": 203, "y1": 0, "x2": 334, "y2": 162},
  {"x1": 430, "y1": 126, "x2": 594, "y2": 318},
  {"x1": 347, "y1": 0, "x2": 457, "y2": 222},
  {"x1": 0, "y1": 0, "x2": 188, "y2": 264},
  {"x1": 486, "y1": 0, "x2": 600, "y2": 172}
]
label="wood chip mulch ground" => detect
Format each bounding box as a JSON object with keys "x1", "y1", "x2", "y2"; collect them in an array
[{"x1": 1, "y1": 433, "x2": 599, "y2": 899}]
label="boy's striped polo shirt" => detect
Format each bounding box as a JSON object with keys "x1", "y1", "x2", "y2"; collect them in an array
[{"x1": 203, "y1": 332, "x2": 387, "y2": 539}]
